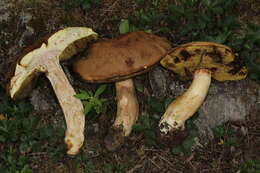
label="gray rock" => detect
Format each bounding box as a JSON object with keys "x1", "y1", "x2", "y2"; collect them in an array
[
  {"x1": 148, "y1": 66, "x2": 168, "y2": 99},
  {"x1": 29, "y1": 82, "x2": 65, "y2": 129},
  {"x1": 195, "y1": 79, "x2": 260, "y2": 139},
  {"x1": 0, "y1": 0, "x2": 13, "y2": 22},
  {"x1": 30, "y1": 87, "x2": 55, "y2": 112}
]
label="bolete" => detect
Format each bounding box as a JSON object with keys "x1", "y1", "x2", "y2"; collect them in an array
[
  {"x1": 73, "y1": 31, "x2": 171, "y2": 150},
  {"x1": 158, "y1": 42, "x2": 248, "y2": 145},
  {"x1": 9, "y1": 27, "x2": 98, "y2": 155}
]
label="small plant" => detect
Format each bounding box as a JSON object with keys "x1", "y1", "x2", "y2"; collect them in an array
[
  {"x1": 233, "y1": 23, "x2": 260, "y2": 80},
  {"x1": 103, "y1": 163, "x2": 128, "y2": 173},
  {"x1": 171, "y1": 136, "x2": 196, "y2": 155},
  {"x1": 240, "y1": 159, "x2": 260, "y2": 173},
  {"x1": 0, "y1": 99, "x2": 34, "y2": 172},
  {"x1": 212, "y1": 124, "x2": 239, "y2": 147},
  {"x1": 75, "y1": 154, "x2": 96, "y2": 173},
  {"x1": 133, "y1": 97, "x2": 174, "y2": 147},
  {"x1": 64, "y1": 0, "x2": 100, "y2": 11},
  {"x1": 171, "y1": 113, "x2": 199, "y2": 155},
  {"x1": 119, "y1": 19, "x2": 131, "y2": 34},
  {"x1": 133, "y1": 114, "x2": 157, "y2": 147},
  {"x1": 134, "y1": 80, "x2": 145, "y2": 93},
  {"x1": 0, "y1": 94, "x2": 66, "y2": 172},
  {"x1": 75, "y1": 85, "x2": 107, "y2": 115}
]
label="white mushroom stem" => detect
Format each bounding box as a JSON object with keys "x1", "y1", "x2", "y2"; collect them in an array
[
  {"x1": 113, "y1": 79, "x2": 139, "y2": 136},
  {"x1": 159, "y1": 69, "x2": 211, "y2": 134},
  {"x1": 46, "y1": 58, "x2": 85, "y2": 155}
]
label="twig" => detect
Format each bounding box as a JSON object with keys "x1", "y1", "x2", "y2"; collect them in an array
[
  {"x1": 157, "y1": 154, "x2": 183, "y2": 173},
  {"x1": 148, "y1": 157, "x2": 161, "y2": 170}
]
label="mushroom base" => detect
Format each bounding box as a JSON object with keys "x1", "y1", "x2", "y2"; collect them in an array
[{"x1": 156, "y1": 126, "x2": 188, "y2": 147}]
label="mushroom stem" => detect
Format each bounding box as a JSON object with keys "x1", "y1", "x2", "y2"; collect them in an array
[
  {"x1": 105, "y1": 79, "x2": 139, "y2": 151},
  {"x1": 114, "y1": 79, "x2": 139, "y2": 136},
  {"x1": 46, "y1": 58, "x2": 85, "y2": 155},
  {"x1": 159, "y1": 69, "x2": 211, "y2": 134}
]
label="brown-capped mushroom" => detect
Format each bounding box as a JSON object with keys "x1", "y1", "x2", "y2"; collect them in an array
[
  {"x1": 9, "y1": 27, "x2": 98, "y2": 155},
  {"x1": 158, "y1": 42, "x2": 248, "y2": 145},
  {"x1": 73, "y1": 31, "x2": 171, "y2": 151}
]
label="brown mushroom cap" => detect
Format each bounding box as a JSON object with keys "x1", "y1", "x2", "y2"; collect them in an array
[
  {"x1": 160, "y1": 42, "x2": 248, "y2": 81},
  {"x1": 73, "y1": 31, "x2": 171, "y2": 82}
]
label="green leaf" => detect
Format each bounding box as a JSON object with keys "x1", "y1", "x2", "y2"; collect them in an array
[
  {"x1": 134, "y1": 80, "x2": 144, "y2": 93},
  {"x1": 119, "y1": 19, "x2": 130, "y2": 34},
  {"x1": 0, "y1": 135, "x2": 6, "y2": 142},
  {"x1": 172, "y1": 146, "x2": 184, "y2": 155},
  {"x1": 164, "y1": 98, "x2": 172, "y2": 108},
  {"x1": 99, "y1": 98, "x2": 107, "y2": 103},
  {"x1": 149, "y1": 97, "x2": 164, "y2": 113},
  {"x1": 74, "y1": 93, "x2": 89, "y2": 100},
  {"x1": 94, "y1": 84, "x2": 107, "y2": 98},
  {"x1": 182, "y1": 137, "x2": 195, "y2": 150},
  {"x1": 87, "y1": 91, "x2": 94, "y2": 97},
  {"x1": 133, "y1": 124, "x2": 147, "y2": 132},
  {"x1": 84, "y1": 102, "x2": 93, "y2": 114},
  {"x1": 245, "y1": 55, "x2": 260, "y2": 80}
]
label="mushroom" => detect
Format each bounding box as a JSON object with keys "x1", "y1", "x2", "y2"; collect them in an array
[
  {"x1": 73, "y1": 31, "x2": 171, "y2": 150},
  {"x1": 9, "y1": 27, "x2": 98, "y2": 155},
  {"x1": 158, "y1": 42, "x2": 248, "y2": 145}
]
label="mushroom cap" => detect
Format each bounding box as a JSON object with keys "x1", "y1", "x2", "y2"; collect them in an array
[
  {"x1": 73, "y1": 31, "x2": 171, "y2": 83},
  {"x1": 160, "y1": 42, "x2": 248, "y2": 81},
  {"x1": 9, "y1": 27, "x2": 98, "y2": 99}
]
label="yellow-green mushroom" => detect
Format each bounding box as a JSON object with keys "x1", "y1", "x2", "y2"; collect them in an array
[{"x1": 158, "y1": 42, "x2": 248, "y2": 145}]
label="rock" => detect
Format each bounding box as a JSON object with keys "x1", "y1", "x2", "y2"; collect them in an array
[
  {"x1": 168, "y1": 79, "x2": 188, "y2": 97},
  {"x1": 0, "y1": 0, "x2": 14, "y2": 22},
  {"x1": 195, "y1": 79, "x2": 260, "y2": 139},
  {"x1": 30, "y1": 86, "x2": 55, "y2": 112},
  {"x1": 148, "y1": 66, "x2": 168, "y2": 99},
  {"x1": 0, "y1": 2, "x2": 35, "y2": 88}
]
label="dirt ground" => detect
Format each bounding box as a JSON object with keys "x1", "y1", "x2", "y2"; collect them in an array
[{"x1": 0, "y1": 0, "x2": 260, "y2": 173}]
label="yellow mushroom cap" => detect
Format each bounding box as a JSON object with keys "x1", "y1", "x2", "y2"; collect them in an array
[{"x1": 160, "y1": 42, "x2": 248, "y2": 81}]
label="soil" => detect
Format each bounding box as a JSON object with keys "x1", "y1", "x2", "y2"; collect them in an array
[{"x1": 0, "y1": 0, "x2": 259, "y2": 172}]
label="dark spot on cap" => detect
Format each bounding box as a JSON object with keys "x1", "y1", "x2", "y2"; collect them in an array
[
  {"x1": 205, "y1": 46, "x2": 223, "y2": 63},
  {"x1": 228, "y1": 68, "x2": 239, "y2": 75},
  {"x1": 227, "y1": 58, "x2": 245, "y2": 75},
  {"x1": 239, "y1": 71, "x2": 246, "y2": 76},
  {"x1": 180, "y1": 50, "x2": 191, "y2": 61},
  {"x1": 125, "y1": 58, "x2": 134, "y2": 66},
  {"x1": 225, "y1": 48, "x2": 232, "y2": 54},
  {"x1": 184, "y1": 67, "x2": 193, "y2": 77},
  {"x1": 210, "y1": 67, "x2": 217, "y2": 73},
  {"x1": 164, "y1": 61, "x2": 175, "y2": 68},
  {"x1": 174, "y1": 56, "x2": 181, "y2": 63},
  {"x1": 195, "y1": 49, "x2": 201, "y2": 54}
]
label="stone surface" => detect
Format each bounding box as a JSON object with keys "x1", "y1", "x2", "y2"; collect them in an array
[
  {"x1": 195, "y1": 79, "x2": 260, "y2": 139},
  {"x1": 30, "y1": 86, "x2": 56, "y2": 112},
  {"x1": 148, "y1": 66, "x2": 168, "y2": 99},
  {"x1": 0, "y1": 0, "x2": 14, "y2": 22}
]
